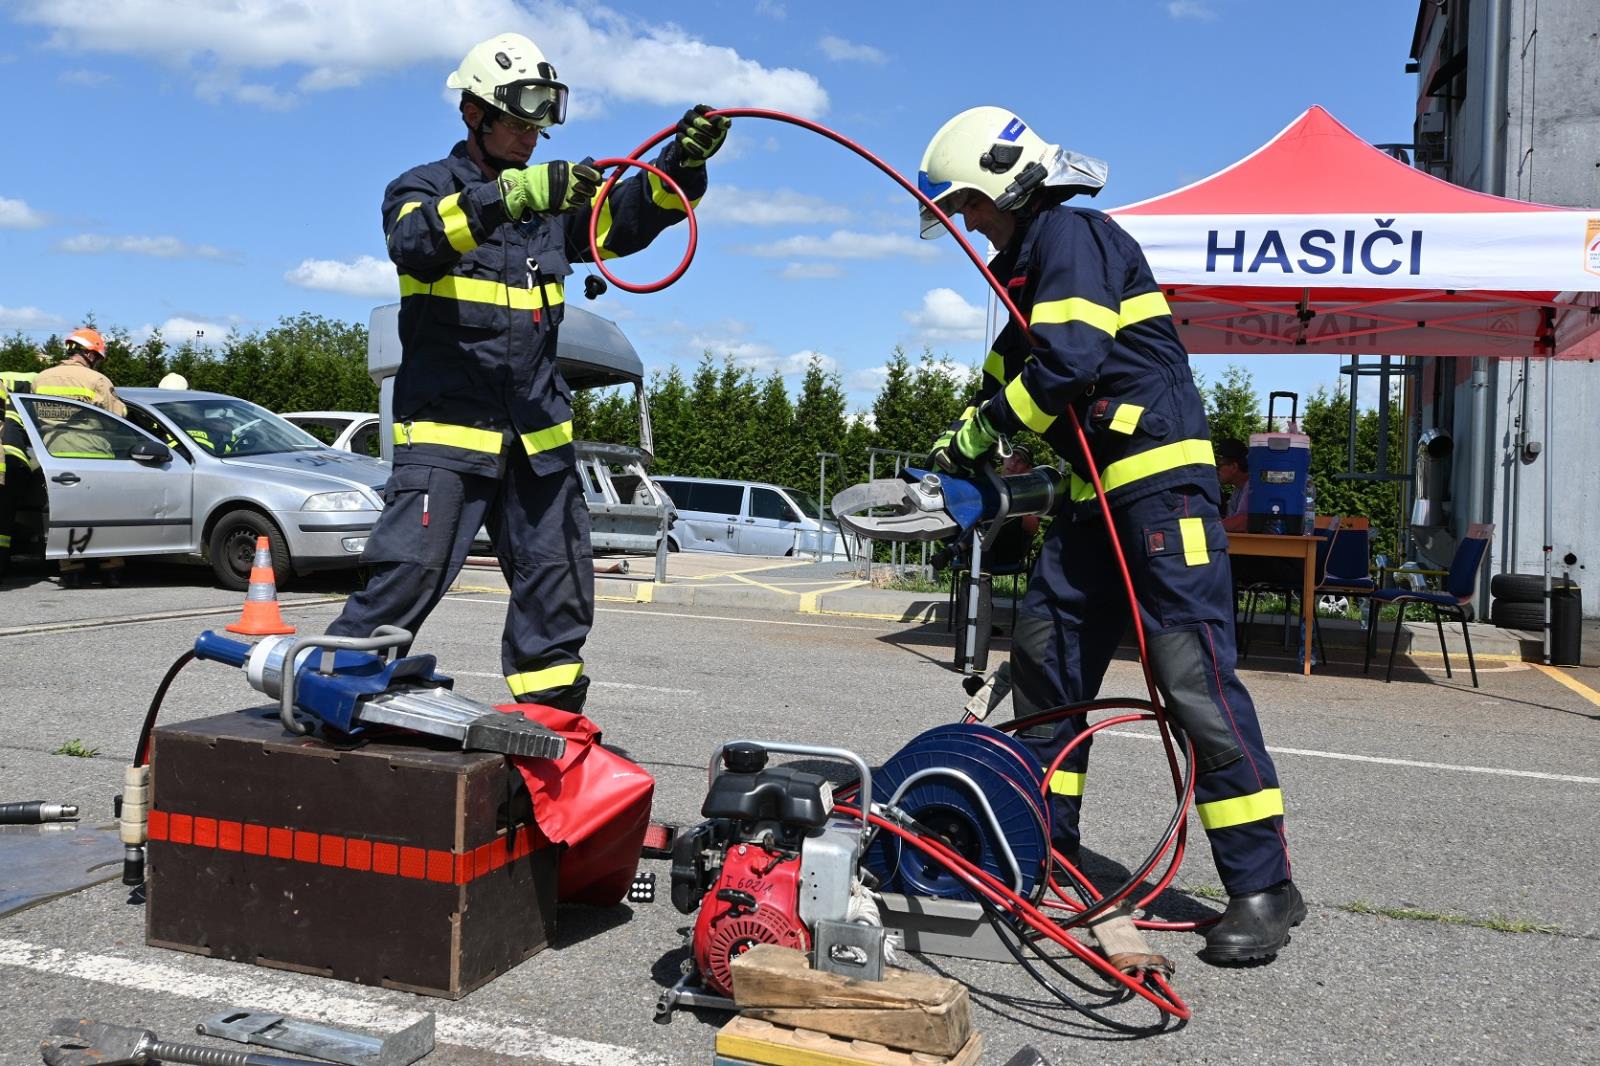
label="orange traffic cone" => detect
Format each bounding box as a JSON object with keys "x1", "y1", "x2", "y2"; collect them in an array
[{"x1": 225, "y1": 536, "x2": 296, "y2": 635}]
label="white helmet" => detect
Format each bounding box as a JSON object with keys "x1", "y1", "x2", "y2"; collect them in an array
[
  {"x1": 916, "y1": 106, "x2": 1109, "y2": 238},
  {"x1": 157, "y1": 372, "x2": 189, "y2": 390},
  {"x1": 446, "y1": 32, "x2": 568, "y2": 128}
]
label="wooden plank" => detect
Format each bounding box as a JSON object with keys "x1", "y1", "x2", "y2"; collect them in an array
[
  {"x1": 731, "y1": 946, "x2": 970, "y2": 1056},
  {"x1": 716, "y1": 1016, "x2": 981, "y2": 1066},
  {"x1": 732, "y1": 945, "x2": 961, "y2": 1008}
]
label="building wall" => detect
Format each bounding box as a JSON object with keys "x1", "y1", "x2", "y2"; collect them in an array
[{"x1": 1410, "y1": 0, "x2": 1600, "y2": 613}]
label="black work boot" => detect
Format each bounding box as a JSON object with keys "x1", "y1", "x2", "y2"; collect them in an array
[{"x1": 1200, "y1": 880, "x2": 1305, "y2": 965}]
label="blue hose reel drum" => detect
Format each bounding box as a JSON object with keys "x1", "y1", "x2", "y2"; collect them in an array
[{"x1": 864, "y1": 723, "x2": 1051, "y2": 902}]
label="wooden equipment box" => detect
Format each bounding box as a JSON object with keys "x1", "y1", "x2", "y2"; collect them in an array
[{"x1": 145, "y1": 709, "x2": 557, "y2": 999}]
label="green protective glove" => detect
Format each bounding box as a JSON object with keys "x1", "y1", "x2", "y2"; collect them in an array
[
  {"x1": 928, "y1": 408, "x2": 999, "y2": 475},
  {"x1": 500, "y1": 160, "x2": 604, "y2": 219},
  {"x1": 675, "y1": 104, "x2": 731, "y2": 166}
]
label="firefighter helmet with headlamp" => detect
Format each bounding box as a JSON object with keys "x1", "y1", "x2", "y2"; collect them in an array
[
  {"x1": 916, "y1": 106, "x2": 1110, "y2": 239},
  {"x1": 447, "y1": 32, "x2": 568, "y2": 129}
]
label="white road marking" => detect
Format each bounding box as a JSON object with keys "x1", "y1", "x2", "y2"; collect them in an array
[
  {"x1": 442, "y1": 593, "x2": 884, "y2": 631},
  {"x1": 0, "y1": 598, "x2": 346, "y2": 638},
  {"x1": 1098, "y1": 729, "x2": 1600, "y2": 785},
  {"x1": 450, "y1": 670, "x2": 698, "y2": 695},
  {"x1": 0, "y1": 938, "x2": 664, "y2": 1066}
]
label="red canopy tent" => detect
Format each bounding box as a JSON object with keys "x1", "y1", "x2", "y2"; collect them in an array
[
  {"x1": 1110, "y1": 105, "x2": 1600, "y2": 359},
  {"x1": 1107, "y1": 106, "x2": 1600, "y2": 655}
]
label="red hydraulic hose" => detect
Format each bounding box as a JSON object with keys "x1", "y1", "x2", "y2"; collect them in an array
[{"x1": 590, "y1": 109, "x2": 1211, "y2": 1013}]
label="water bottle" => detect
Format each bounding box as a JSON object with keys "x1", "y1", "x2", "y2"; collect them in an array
[{"x1": 1302, "y1": 478, "x2": 1317, "y2": 536}]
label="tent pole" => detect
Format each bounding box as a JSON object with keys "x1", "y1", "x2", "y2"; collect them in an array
[{"x1": 1543, "y1": 349, "x2": 1553, "y2": 665}]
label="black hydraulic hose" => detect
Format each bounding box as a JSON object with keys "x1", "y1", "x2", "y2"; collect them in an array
[{"x1": 134, "y1": 649, "x2": 197, "y2": 767}]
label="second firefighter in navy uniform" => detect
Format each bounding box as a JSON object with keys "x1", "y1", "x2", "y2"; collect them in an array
[
  {"x1": 329, "y1": 32, "x2": 730, "y2": 712},
  {"x1": 919, "y1": 107, "x2": 1304, "y2": 964}
]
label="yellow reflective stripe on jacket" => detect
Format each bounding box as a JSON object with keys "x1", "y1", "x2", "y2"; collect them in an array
[
  {"x1": 4, "y1": 444, "x2": 29, "y2": 464},
  {"x1": 520, "y1": 420, "x2": 574, "y2": 456},
  {"x1": 1196, "y1": 788, "x2": 1283, "y2": 830},
  {"x1": 398, "y1": 273, "x2": 565, "y2": 310},
  {"x1": 1118, "y1": 291, "x2": 1171, "y2": 329},
  {"x1": 646, "y1": 170, "x2": 701, "y2": 212},
  {"x1": 1048, "y1": 770, "x2": 1085, "y2": 797},
  {"x1": 1108, "y1": 403, "x2": 1143, "y2": 434},
  {"x1": 437, "y1": 192, "x2": 477, "y2": 254},
  {"x1": 5, "y1": 409, "x2": 21, "y2": 425},
  {"x1": 1004, "y1": 375, "x2": 1057, "y2": 433},
  {"x1": 0, "y1": 533, "x2": 9, "y2": 548},
  {"x1": 394, "y1": 420, "x2": 506, "y2": 455},
  {"x1": 396, "y1": 201, "x2": 423, "y2": 222},
  {"x1": 983, "y1": 350, "x2": 1005, "y2": 384},
  {"x1": 36, "y1": 385, "x2": 97, "y2": 401},
  {"x1": 1069, "y1": 438, "x2": 1215, "y2": 501},
  {"x1": 1030, "y1": 296, "x2": 1120, "y2": 336},
  {"x1": 593, "y1": 198, "x2": 618, "y2": 260},
  {"x1": 1031, "y1": 292, "x2": 1172, "y2": 337},
  {"x1": 506, "y1": 661, "x2": 584, "y2": 696},
  {"x1": 1179, "y1": 516, "x2": 1208, "y2": 566}
]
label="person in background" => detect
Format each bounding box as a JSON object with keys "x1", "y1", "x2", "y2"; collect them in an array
[
  {"x1": 32, "y1": 328, "x2": 127, "y2": 587},
  {"x1": 1216, "y1": 438, "x2": 1251, "y2": 533}
]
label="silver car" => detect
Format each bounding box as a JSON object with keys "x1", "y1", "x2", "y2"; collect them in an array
[{"x1": 8, "y1": 387, "x2": 389, "y2": 589}]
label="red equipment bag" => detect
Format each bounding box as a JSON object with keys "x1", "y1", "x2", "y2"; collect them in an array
[{"x1": 502, "y1": 705, "x2": 656, "y2": 906}]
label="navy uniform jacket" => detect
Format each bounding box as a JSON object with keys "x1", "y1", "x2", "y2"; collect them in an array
[
  {"x1": 384, "y1": 141, "x2": 705, "y2": 478},
  {"x1": 975, "y1": 206, "x2": 1215, "y2": 510}
]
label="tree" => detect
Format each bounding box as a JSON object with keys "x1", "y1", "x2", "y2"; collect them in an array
[
  {"x1": 1206, "y1": 363, "x2": 1262, "y2": 445},
  {"x1": 790, "y1": 356, "x2": 848, "y2": 490},
  {"x1": 646, "y1": 364, "x2": 691, "y2": 471},
  {"x1": 1301, "y1": 384, "x2": 1404, "y2": 559}
]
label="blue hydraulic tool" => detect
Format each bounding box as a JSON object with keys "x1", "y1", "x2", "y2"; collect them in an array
[{"x1": 192, "y1": 626, "x2": 566, "y2": 759}]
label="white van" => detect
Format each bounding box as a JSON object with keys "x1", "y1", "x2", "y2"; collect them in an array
[{"x1": 651, "y1": 476, "x2": 863, "y2": 560}]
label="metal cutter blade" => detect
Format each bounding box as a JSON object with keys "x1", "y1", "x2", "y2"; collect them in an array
[{"x1": 831, "y1": 477, "x2": 959, "y2": 542}]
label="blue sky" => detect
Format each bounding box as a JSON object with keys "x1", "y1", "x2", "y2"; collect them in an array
[{"x1": 0, "y1": 0, "x2": 1421, "y2": 412}]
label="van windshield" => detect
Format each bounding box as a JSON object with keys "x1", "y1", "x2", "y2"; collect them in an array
[{"x1": 781, "y1": 488, "x2": 824, "y2": 520}]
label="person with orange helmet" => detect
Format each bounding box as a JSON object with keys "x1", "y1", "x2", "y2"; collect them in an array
[{"x1": 32, "y1": 326, "x2": 129, "y2": 586}]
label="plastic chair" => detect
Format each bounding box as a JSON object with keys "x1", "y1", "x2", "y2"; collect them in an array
[
  {"x1": 1314, "y1": 522, "x2": 1376, "y2": 663},
  {"x1": 1365, "y1": 524, "x2": 1494, "y2": 687}
]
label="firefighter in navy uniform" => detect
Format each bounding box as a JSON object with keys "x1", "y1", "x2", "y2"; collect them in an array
[
  {"x1": 328, "y1": 32, "x2": 730, "y2": 712},
  {"x1": 919, "y1": 107, "x2": 1303, "y2": 964}
]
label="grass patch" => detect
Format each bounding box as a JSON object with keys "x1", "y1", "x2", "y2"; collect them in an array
[
  {"x1": 1184, "y1": 884, "x2": 1227, "y2": 901},
  {"x1": 52, "y1": 738, "x2": 99, "y2": 758},
  {"x1": 1340, "y1": 899, "x2": 1560, "y2": 935}
]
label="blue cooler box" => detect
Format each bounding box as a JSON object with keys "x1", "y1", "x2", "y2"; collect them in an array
[{"x1": 1246, "y1": 391, "x2": 1310, "y2": 534}]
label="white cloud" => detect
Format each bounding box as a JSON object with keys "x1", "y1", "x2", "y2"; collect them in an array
[
  {"x1": 847, "y1": 366, "x2": 888, "y2": 391},
  {"x1": 696, "y1": 185, "x2": 850, "y2": 226},
  {"x1": 779, "y1": 262, "x2": 844, "y2": 280},
  {"x1": 738, "y1": 230, "x2": 938, "y2": 261},
  {"x1": 58, "y1": 68, "x2": 111, "y2": 86},
  {"x1": 819, "y1": 35, "x2": 887, "y2": 65},
  {"x1": 17, "y1": 1, "x2": 829, "y2": 115},
  {"x1": 0, "y1": 195, "x2": 47, "y2": 229},
  {"x1": 903, "y1": 287, "x2": 986, "y2": 342},
  {"x1": 57, "y1": 234, "x2": 230, "y2": 259},
  {"x1": 1167, "y1": 1, "x2": 1217, "y2": 20},
  {"x1": 131, "y1": 316, "x2": 233, "y2": 346},
  {"x1": 0, "y1": 305, "x2": 67, "y2": 330},
  {"x1": 285, "y1": 255, "x2": 397, "y2": 298},
  {"x1": 684, "y1": 323, "x2": 835, "y2": 377}
]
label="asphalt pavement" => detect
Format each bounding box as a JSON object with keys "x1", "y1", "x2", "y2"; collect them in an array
[{"x1": 1, "y1": 558, "x2": 1598, "y2": 1065}]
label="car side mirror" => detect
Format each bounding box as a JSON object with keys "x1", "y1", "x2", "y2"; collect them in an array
[{"x1": 130, "y1": 442, "x2": 172, "y2": 465}]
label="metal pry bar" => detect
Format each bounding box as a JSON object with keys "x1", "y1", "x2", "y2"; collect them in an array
[{"x1": 195, "y1": 1010, "x2": 435, "y2": 1066}]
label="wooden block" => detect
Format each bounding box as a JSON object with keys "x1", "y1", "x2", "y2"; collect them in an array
[
  {"x1": 716, "y1": 1016, "x2": 982, "y2": 1066},
  {"x1": 731, "y1": 946, "x2": 970, "y2": 1057}
]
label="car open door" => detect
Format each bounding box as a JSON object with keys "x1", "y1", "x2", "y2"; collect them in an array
[{"x1": 13, "y1": 394, "x2": 194, "y2": 561}]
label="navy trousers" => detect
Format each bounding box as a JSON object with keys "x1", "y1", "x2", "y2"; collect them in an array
[
  {"x1": 328, "y1": 458, "x2": 594, "y2": 710},
  {"x1": 1011, "y1": 482, "x2": 1291, "y2": 896}
]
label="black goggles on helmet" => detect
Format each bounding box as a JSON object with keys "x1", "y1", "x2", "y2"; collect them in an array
[{"x1": 492, "y1": 70, "x2": 568, "y2": 128}]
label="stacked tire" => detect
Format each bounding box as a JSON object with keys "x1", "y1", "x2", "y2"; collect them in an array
[{"x1": 1488, "y1": 573, "x2": 1571, "y2": 630}]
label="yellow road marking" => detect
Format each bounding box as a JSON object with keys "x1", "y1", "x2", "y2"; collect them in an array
[
  {"x1": 730, "y1": 573, "x2": 798, "y2": 595},
  {"x1": 684, "y1": 559, "x2": 817, "y2": 580},
  {"x1": 1531, "y1": 663, "x2": 1600, "y2": 707}
]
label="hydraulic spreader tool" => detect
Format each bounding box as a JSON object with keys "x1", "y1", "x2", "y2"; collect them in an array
[{"x1": 190, "y1": 627, "x2": 566, "y2": 758}]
